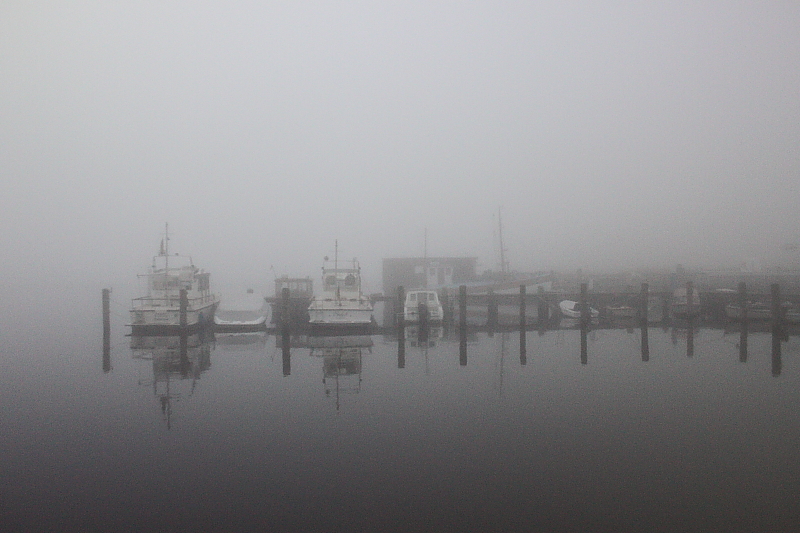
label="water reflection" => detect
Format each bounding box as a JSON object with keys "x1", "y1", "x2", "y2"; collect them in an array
[
  {"x1": 309, "y1": 336, "x2": 373, "y2": 410},
  {"x1": 131, "y1": 331, "x2": 214, "y2": 429}
]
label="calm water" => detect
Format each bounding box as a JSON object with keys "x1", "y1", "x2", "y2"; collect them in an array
[{"x1": 3, "y1": 296, "x2": 800, "y2": 532}]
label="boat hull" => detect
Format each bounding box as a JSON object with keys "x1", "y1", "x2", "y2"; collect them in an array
[
  {"x1": 724, "y1": 304, "x2": 772, "y2": 321},
  {"x1": 130, "y1": 300, "x2": 218, "y2": 333},
  {"x1": 308, "y1": 307, "x2": 374, "y2": 325}
]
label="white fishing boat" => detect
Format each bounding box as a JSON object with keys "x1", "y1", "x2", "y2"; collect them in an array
[
  {"x1": 307, "y1": 242, "x2": 374, "y2": 329},
  {"x1": 403, "y1": 289, "x2": 444, "y2": 324},
  {"x1": 130, "y1": 224, "x2": 219, "y2": 331},
  {"x1": 559, "y1": 300, "x2": 599, "y2": 319}
]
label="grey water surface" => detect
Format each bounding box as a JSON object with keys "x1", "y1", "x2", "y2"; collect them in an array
[{"x1": 3, "y1": 303, "x2": 800, "y2": 532}]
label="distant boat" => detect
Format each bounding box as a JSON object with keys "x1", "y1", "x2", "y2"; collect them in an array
[
  {"x1": 403, "y1": 289, "x2": 444, "y2": 324},
  {"x1": 214, "y1": 289, "x2": 270, "y2": 327},
  {"x1": 559, "y1": 300, "x2": 599, "y2": 319},
  {"x1": 671, "y1": 286, "x2": 701, "y2": 318},
  {"x1": 270, "y1": 276, "x2": 314, "y2": 327},
  {"x1": 130, "y1": 224, "x2": 219, "y2": 332},
  {"x1": 307, "y1": 242, "x2": 374, "y2": 329},
  {"x1": 726, "y1": 301, "x2": 800, "y2": 323}
]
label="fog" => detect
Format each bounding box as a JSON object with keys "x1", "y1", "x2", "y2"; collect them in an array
[{"x1": 2, "y1": 1, "x2": 799, "y2": 301}]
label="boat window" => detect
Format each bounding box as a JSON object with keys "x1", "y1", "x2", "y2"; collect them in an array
[
  {"x1": 409, "y1": 293, "x2": 417, "y2": 302},
  {"x1": 325, "y1": 275, "x2": 337, "y2": 289},
  {"x1": 345, "y1": 274, "x2": 356, "y2": 287}
]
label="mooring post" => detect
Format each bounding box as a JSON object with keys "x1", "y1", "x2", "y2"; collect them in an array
[
  {"x1": 520, "y1": 285, "x2": 527, "y2": 365},
  {"x1": 179, "y1": 331, "x2": 189, "y2": 374},
  {"x1": 179, "y1": 289, "x2": 188, "y2": 330},
  {"x1": 580, "y1": 283, "x2": 588, "y2": 325},
  {"x1": 733, "y1": 280, "x2": 746, "y2": 361},
  {"x1": 537, "y1": 286, "x2": 549, "y2": 323},
  {"x1": 771, "y1": 283, "x2": 783, "y2": 333},
  {"x1": 459, "y1": 284, "x2": 467, "y2": 366},
  {"x1": 398, "y1": 335, "x2": 405, "y2": 369},
  {"x1": 440, "y1": 289, "x2": 450, "y2": 328},
  {"x1": 102, "y1": 288, "x2": 111, "y2": 373},
  {"x1": 771, "y1": 284, "x2": 782, "y2": 376},
  {"x1": 640, "y1": 283, "x2": 649, "y2": 324},
  {"x1": 397, "y1": 286, "x2": 405, "y2": 329},
  {"x1": 282, "y1": 334, "x2": 291, "y2": 376},
  {"x1": 459, "y1": 285, "x2": 467, "y2": 331},
  {"x1": 738, "y1": 281, "x2": 748, "y2": 321},
  {"x1": 281, "y1": 287, "x2": 290, "y2": 329}
]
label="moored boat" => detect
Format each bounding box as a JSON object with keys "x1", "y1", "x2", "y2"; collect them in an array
[
  {"x1": 724, "y1": 302, "x2": 772, "y2": 321},
  {"x1": 307, "y1": 242, "x2": 374, "y2": 330},
  {"x1": 130, "y1": 225, "x2": 219, "y2": 332},
  {"x1": 214, "y1": 289, "x2": 270, "y2": 329},
  {"x1": 670, "y1": 286, "x2": 701, "y2": 318},
  {"x1": 403, "y1": 289, "x2": 444, "y2": 324},
  {"x1": 559, "y1": 300, "x2": 599, "y2": 319},
  {"x1": 269, "y1": 276, "x2": 313, "y2": 327}
]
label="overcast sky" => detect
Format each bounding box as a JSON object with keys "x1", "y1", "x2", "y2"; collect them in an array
[{"x1": 2, "y1": 1, "x2": 799, "y2": 298}]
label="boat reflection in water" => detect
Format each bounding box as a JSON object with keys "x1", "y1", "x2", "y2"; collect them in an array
[
  {"x1": 309, "y1": 335, "x2": 373, "y2": 410},
  {"x1": 405, "y1": 325, "x2": 444, "y2": 348},
  {"x1": 130, "y1": 331, "x2": 214, "y2": 429}
]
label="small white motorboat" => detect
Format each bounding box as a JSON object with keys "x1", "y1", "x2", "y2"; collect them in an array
[
  {"x1": 403, "y1": 289, "x2": 444, "y2": 324},
  {"x1": 559, "y1": 300, "x2": 599, "y2": 319}
]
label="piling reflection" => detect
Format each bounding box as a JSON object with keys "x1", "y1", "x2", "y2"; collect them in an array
[
  {"x1": 131, "y1": 331, "x2": 214, "y2": 429},
  {"x1": 640, "y1": 319, "x2": 650, "y2": 362}
]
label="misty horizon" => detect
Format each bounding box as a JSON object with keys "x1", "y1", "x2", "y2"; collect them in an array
[{"x1": 2, "y1": 1, "x2": 799, "y2": 298}]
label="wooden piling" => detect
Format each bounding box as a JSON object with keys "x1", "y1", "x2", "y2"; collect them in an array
[
  {"x1": 771, "y1": 283, "x2": 783, "y2": 333},
  {"x1": 772, "y1": 327, "x2": 782, "y2": 377},
  {"x1": 282, "y1": 332, "x2": 291, "y2": 376},
  {"x1": 440, "y1": 289, "x2": 452, "y2": 328},
  {"x1": 640, "y1": 283, "x2": 649, "y2": 324},
  {"x1": 519, "y1": 285, "x2": 526, "y2": 365},
  {"x1": 580, "y1": 283, "x2": 588, "y2": 325},
  {"x1": 397, "y1": 286, "x2": 405, "y2": 329},
  {"x1": 640, "y1": 324, "x2": 649, "y2": 362},
  {"x1": 459, "y1": 285, "x2": 467, "y2": 331},
  {"x1": 398, "y1": 336, "x2": 405, "y2": 369},
  {"x1": 537, "y1": 287, "x2": 549, "y2": 323},
  {"x1": 580, "y1": 326, "x2": 588, "y2": 365},
  {"x1": 738, "y1": 281, "x2": 748, "y2": 321},
  {"x1": 102, "y1": 288, "x2": 111, "y2": 373},
  {"x1": 179, "y1": 289, "x2": 188, "y2": 330},
  {"x1": 459, "y1": 329, "x2": 467, "y2": 366},
  {"x1": 281, "y1": 287, "x2": 290, "y2": 328},
  {"x1": 737, "y1": 281, "x2": 748, "y2": 362}
]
